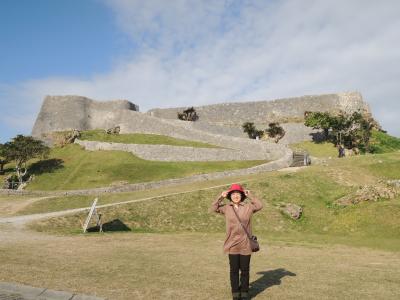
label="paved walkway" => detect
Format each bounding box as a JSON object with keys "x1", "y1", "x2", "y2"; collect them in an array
[{"x1": 0, "y1": 282, "x2": 105, "y2": 300}]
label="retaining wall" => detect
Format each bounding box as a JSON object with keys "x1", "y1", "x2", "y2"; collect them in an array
[
  {"x1": 75, "y1": 139, "x2": 269, "y2": 161},
  {"x1": 0, "y1": 148, "x2": 292, "y2": 196}
]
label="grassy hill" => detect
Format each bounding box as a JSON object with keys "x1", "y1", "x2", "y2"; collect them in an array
[
  {"x1": 27, "y1": 149, "x2": 400, "y2": 251},
  {"x1": 3, "y1": 132, "x2": 400, "y2": 300},
  {"x1": 290, "y1": 130, "x2": 400, "y2": 158},
  {"x1": 79, "y1": 130, "x2": 219, "y2": 148},
  {"x1": 22, "y1": 144, "x2": 266, "y2": 190},
  {"x1": 370, "y1": 130, "x2": 400, "y2": 153}
]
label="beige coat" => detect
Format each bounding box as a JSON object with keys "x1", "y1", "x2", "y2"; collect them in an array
[{"x1": 211, "y1": 196, "x2": 263, "y2": 255}]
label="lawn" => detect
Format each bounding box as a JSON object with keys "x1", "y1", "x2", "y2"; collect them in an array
[
  {"x1": 24, "y1": 144, "x2": 267, "y2": 190},
  {"x1": 29, "y1": 152, "x2": 400, "y2": 251},
  {"x1": 1, "y1": 232, "x2": 399, "y2": 300},
  {"x1": 79, "y1": 130, "x2": 218, "y2": 148},
  {"x1": 2, "y1": 147, "x2": 400, "y2": 300}
]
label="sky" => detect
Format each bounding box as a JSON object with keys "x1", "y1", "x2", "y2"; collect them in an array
[{"x1": 1, "y1": 0, "x2": 399, "y2": 143}]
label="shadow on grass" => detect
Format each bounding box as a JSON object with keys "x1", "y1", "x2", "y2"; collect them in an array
[
  {"x1": 250, "y1": 268, "x2": 296, "y2": 298},
  {"x1": 87, "y1": 219, "x2": 131, "y2": 232},
  {"x1": 29, "y1": 158, "x2": 64, "y2": 175},
  {"x1": 310, "y1": 132, "x2": 327, "y2": 143}
]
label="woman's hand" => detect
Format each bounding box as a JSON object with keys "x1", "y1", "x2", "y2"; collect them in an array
[
  {"x1": 220, "y1": 191, "x2": 228, "y2": 199},
  {"x1": 244, "y1": 190, "x2": 252, "y2": 198}
]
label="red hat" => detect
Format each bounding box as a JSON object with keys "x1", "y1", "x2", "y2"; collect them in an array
[{"x1": 227, "y1": 184, "x2": 246, "y2": 200}]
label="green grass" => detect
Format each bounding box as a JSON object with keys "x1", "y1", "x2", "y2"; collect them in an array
[
  {"x1": 29, "y1": 152, "x2": 400, "y2": 251},
  {"x1": 24, "y1": 144, "x2": 267, "y2": 190},
  {"x1": 290, "y1": 131, "x2": 400, "y2": 158},
  {"x1": 79, "y1": 130, "x2": 218, "y2": 148},
  {"x1": 370, "y1": 130, "x2": 400, "y2": 153},
  {"x1": 289, "y1": 141, "x2": 338, "y2": 158}
]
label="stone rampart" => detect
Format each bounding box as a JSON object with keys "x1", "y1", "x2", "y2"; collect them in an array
[
  {"x1": 75, "y1": 139, "x2": 269, "y2": 161},
  {"x1": 147, "y1": 92, "x2": 369, "y2": 126},
  {"x1": 32, "y1": 92, "x2": 370, "y2": 148},
  {"x1": 32, "y1": 95, "x2": 289, "y2": 161},
  {"x1": 32, "y1": 95, "x2": 139, "y2": 137}
]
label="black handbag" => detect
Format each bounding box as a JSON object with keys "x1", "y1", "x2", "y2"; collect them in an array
[{"x1": 231, "y1": 206, "x2": 260, "y2": 252}]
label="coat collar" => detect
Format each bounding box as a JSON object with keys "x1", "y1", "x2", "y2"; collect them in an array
[{"x1": 228, "y1": 202, "x2": 245, "y2": 206}]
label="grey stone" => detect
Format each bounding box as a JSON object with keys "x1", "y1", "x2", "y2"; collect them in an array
[
  {"x1": 32, "y1": 95, "x2": 138, "y2": 137},
  {"x1": 278, "y1": 203, "x2": 303, "y2": 220},
  {"x1": 387, "y1": 179, "x2": 400, "y2": 188},
  {"x1": 0, "y1": 283, "x2": 105, "y2": 300},
  {"x1": 32, "y1": 92, "x2": 372, "y2": 147},
  {"x1": 72, "y1": 295, "x2": 106, "y2": 300},
  {"x1": 335, "y1": 184, "x2": 398, "y2": 206},
  {"x1": 75, "y1": 139, "x2": 271, "y2": 161},
  {"x1": 147, "y1": 92, "x2": 370, "y2": 125},
  {"x1": 0, "y1": 282, "x2": 44, "y2": 299}
]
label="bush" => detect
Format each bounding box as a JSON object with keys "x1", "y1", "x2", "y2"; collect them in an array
[
  {"x1": 242, "y1": 122, "x2": 264, "y2": 139},
  {"x1": 266, "y1": 122, "x2": 285, "y2": 143},
  {"x1": 177, "y1": 107, "x2": 198, "y2": 121}
]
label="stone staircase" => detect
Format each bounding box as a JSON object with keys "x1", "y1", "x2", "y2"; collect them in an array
[{"x1": 290, "y1": 151, "x2": 311, "y2": 167}]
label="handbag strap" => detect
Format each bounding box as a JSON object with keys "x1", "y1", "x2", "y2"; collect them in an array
[{"x1": 231, "y1": 205, "x2": 253, "y2": 240}]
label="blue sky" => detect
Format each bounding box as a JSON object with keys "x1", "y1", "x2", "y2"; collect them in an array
[
  {"x1": 1, "y1": 0, "x2": 115, "y2": 83},
  {"x1": 1, "y1": 0, "x2": 400, "y2": 143}
]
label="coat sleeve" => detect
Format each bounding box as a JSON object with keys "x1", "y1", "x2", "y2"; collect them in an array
[
  {"x1": 249, "y1": 196, "x2": 263, "y2": 213},
  {"x1": 210, "y1": 196, "x2": 226, "y2": 214}
]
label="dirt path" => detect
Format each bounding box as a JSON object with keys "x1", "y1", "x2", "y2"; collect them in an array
[{"x1": 0, "y1": 196, "x2": 58, "y2": 217}]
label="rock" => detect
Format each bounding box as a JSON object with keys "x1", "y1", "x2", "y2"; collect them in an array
[
  {"x1": 335, "y1": 184, "x2": 398, "y2": 206},
  {"x1": 52, "y1": 129, "x2": 81, "y2": 147},
  {"x1": 106, "y1": 126, "x2": 120, "y2": 135},
  {"x1": 387, "y1": 179, "x2": 400, "y2": 188},
  {"x1": 277, "y1": 202, "x2": 303, "y2": 220}
]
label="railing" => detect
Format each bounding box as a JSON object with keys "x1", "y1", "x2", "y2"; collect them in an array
[{"x1": 290, "y1": 151, "x2": 311, "y2": 167}]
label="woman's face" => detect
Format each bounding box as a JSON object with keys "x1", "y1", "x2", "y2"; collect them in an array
[{"x1": 230, "y1": 192, "x2": 242, "y2": 204}]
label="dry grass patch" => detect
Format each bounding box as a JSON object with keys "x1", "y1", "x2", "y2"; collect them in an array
[{"x1": 1, "y1": 232, "x2": 400, "y2": 299}]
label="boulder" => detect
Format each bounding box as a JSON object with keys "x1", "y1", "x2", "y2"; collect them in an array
[
  {"x1": 335, "y1": 184, "x2": 398, "y2": 206},
  {"x1": 106, "y1": 126, "x2": 120, "y2": 135},
  {"x1": 387, "y1": 179, "x2": 400, "y2": 188},
  {"x1": 51, "y1": 129, "x2": 81, "y2": 147},
  {"x1": 277, "y1": 203, "x2": 303, "y2": 220}
]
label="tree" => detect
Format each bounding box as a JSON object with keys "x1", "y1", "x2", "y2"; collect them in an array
[
  {"x1": 304, "y1": 111, "x2": 333, "y2": 138},
  {"x1": 242, "y1": 122, "x2": 265, "y2": 139},
  {"x1": 347, "y1": 111, "x2": 374, "y2": 152},
  {"x1": 177, "y1": 107, "x2": 199, "y2": 121},
  {"x1": 265, "y1": 122, "x2": 285, "y2": 143},
  {"x1": 0, "y1": 143, "x2": 9, "y2": 175},
  {"x1": 304, "y1": 110, "x2": 375, "y2": 153},
  {"x1": 330, "y1": 112, "x2": 353, "y2": 145},
  {"x1": 242, "y1": 122, "x2": 256, "y2": 138},
  {"x1": 3, "y1": 135, "x2": 50, "y2": 184}
]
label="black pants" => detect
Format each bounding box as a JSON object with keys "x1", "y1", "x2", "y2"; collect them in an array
[{"x1": 228, "y1": 254, "x2": 251, "y2": 293}]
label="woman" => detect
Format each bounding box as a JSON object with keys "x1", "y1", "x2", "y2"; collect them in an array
[{"x1": 211, "y1": 183, "x2": 263, "y2": 300}]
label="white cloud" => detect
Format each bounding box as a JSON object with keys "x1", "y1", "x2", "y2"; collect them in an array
[{"x1": 1, "y1": 0, "x2": 400, "y2": 138}]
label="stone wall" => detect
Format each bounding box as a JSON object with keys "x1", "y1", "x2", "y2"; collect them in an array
[
  {"x1": 32, "y1": 92, "x2": 370, "y2": 148},
  {"x1": 175, "y1": 121, "x2": 322, "y2": 144},
  {"x1": 0, "y1": 149, "x2": 292, "y2": 196},
  {"x1": 147, "y1": 92, "x2": 369, "y2": 126},
  {"x1": 32, "y1": 95, "x2": 139, "y2": 137},
  {"x1": 75, "y1": 139, "x2": 270, "y2": 161},
  {"x1": 116, "y1": 111, "x2": 288, "y2": 161},
  {"x1": 32, "y1": 95, "x2": 289, "y2": 162}
]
